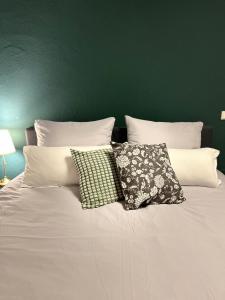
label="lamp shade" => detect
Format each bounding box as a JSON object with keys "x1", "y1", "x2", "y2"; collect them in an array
[
  {"x1": 221, "y1": 111, "x2": 225, "y2": 120},
  {"x1": 0, "y1": 130, "x2": 16, "y2": 155}
]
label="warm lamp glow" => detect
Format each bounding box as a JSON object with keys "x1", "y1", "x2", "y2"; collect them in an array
[
  {"x1": 221, "y1": 111, "x2": 225, "y2": 120},
  {"x1": 0, "y1": 130, "x2": 15, "y2": 186},
  {"x1": 0, "y1": 130, "x2": 15, "y2": 155}
]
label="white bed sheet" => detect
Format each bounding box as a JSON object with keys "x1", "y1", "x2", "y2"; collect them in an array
[{"x1": 0, "y1": 173, "x2": 225, "y2": 300}]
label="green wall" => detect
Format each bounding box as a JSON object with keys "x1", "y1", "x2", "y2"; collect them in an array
[{"x1": 0, "y1": 0, "x2": 224, "y2": 178}]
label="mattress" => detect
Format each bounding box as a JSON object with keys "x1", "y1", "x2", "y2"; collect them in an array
[{"x1": 0, "y1": 173, "x2": 225, "y2": 300}]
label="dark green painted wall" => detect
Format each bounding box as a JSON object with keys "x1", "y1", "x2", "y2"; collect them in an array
[{"x1": 0, "y1": 0, "x2": 224, "y2": 178}]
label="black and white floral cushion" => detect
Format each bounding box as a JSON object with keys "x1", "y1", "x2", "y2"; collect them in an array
[{"x1": 112, "y1": 142, "x2": 186, "y2": 210}]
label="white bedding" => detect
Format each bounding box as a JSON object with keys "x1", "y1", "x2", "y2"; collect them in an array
[{"x1": 0, "y1": 173, "x2": 225, "y2": 300}]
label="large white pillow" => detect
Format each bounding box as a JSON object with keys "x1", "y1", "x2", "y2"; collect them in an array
[
  {"x1": 34, "y1": 118, "x2": 115, "y2": 146},
  {"x1": 23, "y1": 145, "x2": 111, "y2": 187},
  {"x1": 125, "y1": 115, "x2": 203, "y2": 149},
  {"x1": 168, "y1": 148, "x2": 220, "y2": 187}
]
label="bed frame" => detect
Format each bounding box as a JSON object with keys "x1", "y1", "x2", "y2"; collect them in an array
[{"x1": 25, "y1": 125, "x2": 213, "y2": 147}]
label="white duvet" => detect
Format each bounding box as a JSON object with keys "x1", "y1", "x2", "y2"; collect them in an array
[{"x1": 0, "y1": 173, "x2": 225, "y2": 300}]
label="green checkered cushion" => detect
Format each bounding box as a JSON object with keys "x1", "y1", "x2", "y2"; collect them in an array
[{"x1": 70, "y1": 148, "x2": 123, "y2": 209}]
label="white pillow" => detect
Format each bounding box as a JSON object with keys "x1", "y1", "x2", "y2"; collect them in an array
[
  {"x1": 34, "y1": 118, "x2": 115, "y2": 146},
  {"x1": 125, "y1": 115, "x2": 203, "y2": 149},
  {"x1": 23, "y1": 145, "x2": 111, "y2": 187},
  {"x1": 168, "y1": 148, "x2": 220, "y2": 187}
]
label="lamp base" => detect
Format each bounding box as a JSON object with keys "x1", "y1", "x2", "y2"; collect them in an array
[{"x1": 0, "y1": 176, "x2": 11, "y2": 186}]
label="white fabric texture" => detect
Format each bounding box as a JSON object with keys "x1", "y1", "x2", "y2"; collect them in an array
[
  {"x1": 34, "y1": 118, "x2": 115, "y2": 146},
  {"x1": 23, "y1": 145, "x2": 111, "y2": 187},
  {"x1": 168, "y1": 148, "x2": 220, "y2": 187},
  {"x1": 0, "y1": 172, "x2": 225, "y2": 300},
  {"x1": 125, "y1": 115, "x2": 203, "y2": 148}
]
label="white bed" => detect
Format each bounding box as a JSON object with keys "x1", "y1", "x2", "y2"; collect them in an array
[{"x1": 0, "y1": 172, "x2": 225, "y2": 300}]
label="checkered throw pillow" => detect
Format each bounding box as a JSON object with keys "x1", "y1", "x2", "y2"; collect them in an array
[{"x1": 70, "y1": 148, "x2": 123, "y2": 209}]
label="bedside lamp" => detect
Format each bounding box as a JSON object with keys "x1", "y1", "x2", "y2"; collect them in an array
[
  {"x1": 221, "y1": 111, "x2": 225, "y2": 120},
  {"x1": 0, "y1": 130, "x2": 16, "y2": 186}
]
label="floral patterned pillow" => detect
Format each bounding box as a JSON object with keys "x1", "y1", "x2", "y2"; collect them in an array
[{"x1": 112, "y1": 142, "x2": 186, "y2": 210}]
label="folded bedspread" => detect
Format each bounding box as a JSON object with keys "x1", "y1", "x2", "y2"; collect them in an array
[{"x1": 0, "y1": 173, "x2": 225, "y2": 300}]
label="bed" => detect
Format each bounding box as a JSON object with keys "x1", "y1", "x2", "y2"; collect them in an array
[{"x1": 0, "y1": 126, "x2": 225, "y2": 300}]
